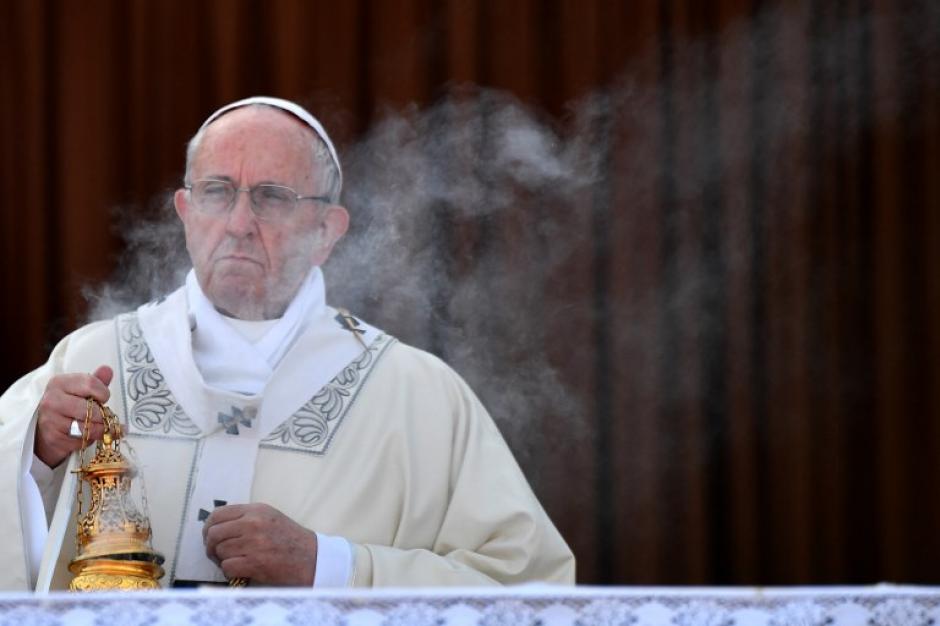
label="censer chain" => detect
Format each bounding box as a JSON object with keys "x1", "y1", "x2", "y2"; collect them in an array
[{"x1": 74, "y1": 398, "x2": 97, "y2": 552}]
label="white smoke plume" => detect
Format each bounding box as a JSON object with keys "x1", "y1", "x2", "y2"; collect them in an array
[{"x1": 82, "y1": 4, "x2": 938, "y2": 474}]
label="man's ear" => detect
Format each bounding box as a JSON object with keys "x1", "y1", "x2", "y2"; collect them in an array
[
  {"x1": 174, "y1": 188, "x2": 189, "y2": 221},
  {"x1": 310, "y1": 204, "x2": 350, "y2": 266}
]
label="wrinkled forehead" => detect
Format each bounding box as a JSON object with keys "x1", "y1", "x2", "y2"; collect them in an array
[
  {"x1": 197, "y1": 96, "x2": 343, "y2": 189},
  {"x1": 192, "y1": 108, "x2": 319, "y2": 179}
]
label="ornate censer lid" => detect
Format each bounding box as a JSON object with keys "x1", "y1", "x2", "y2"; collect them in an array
[{"x1": 68, "y1": 399, "x2": 165, "y2": 591}]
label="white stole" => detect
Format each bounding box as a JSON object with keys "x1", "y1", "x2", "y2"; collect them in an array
[{"x1": 187, "y1": 268, "x2": 325, "y2": 395}]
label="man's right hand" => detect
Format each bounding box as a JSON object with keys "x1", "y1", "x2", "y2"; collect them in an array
[{"x1": 34, "y1": 365, "x2": 113, "y2": 468}]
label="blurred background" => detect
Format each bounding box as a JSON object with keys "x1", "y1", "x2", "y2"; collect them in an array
[{"x1": 1, "y1": 0, "x2": 938, "y2": 585}]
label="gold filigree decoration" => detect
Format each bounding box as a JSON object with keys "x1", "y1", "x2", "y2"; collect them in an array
[{"x1": 68, "y1": 398, "x2": 165, "y2": 591}]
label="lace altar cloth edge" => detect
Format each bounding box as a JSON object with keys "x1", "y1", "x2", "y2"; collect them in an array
[{"x1": 0, "y1": 584, "x2": 938, "y2": 626}]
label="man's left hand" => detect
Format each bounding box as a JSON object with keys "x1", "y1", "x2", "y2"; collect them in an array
[{"x1": 203, "y1": 503, "x2": 318, "y2": 586}]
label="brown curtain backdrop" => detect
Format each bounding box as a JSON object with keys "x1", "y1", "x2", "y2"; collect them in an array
[{"x1": 1, "y1": 0, "x2": 938, "y2": 585}]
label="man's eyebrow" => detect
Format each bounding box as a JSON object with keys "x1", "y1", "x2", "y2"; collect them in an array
[{"x1": 200, "y1": 175, "x2": 292, "y2": 187}]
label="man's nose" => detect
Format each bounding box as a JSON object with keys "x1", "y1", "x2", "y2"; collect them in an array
[{"x1": 225, "y1": 188, "x2": 258, "y2": 236}]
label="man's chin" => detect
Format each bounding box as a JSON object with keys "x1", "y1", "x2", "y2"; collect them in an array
[{"x1": 206, "y1": 282, "x2": 266, "y2": 319}]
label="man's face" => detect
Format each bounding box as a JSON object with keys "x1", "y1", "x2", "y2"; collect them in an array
[{"x1": 175, "y1": 107, "x2": 343, "y2": 320}]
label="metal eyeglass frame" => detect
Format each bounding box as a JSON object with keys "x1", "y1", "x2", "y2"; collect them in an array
[{"x1": 184, "y1": 178, "x2": 332, "y2": 220}]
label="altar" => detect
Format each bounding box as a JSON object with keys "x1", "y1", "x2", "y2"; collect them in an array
[{"x1": 0, "y1": 585, "x2": 937, "y2": 625}]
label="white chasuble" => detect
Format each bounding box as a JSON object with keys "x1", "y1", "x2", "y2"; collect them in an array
[
  {"x1": 37, "y1": 287, "x2": 389, "y2": 587},
  {"x1": 2, "y1": 285, "x2": 574, "y2": 591}
]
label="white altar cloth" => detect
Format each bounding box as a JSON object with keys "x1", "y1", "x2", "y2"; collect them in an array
[{"x1": 0, "y1": 585, "x2": 938, "y2": 625}]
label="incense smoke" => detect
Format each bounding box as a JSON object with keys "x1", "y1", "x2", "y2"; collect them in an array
[{"x1": 83, "y1": 4, "x2": 938, "y2": 477}]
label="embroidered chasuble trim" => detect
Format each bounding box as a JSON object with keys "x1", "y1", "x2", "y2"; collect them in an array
[
  {"x1": 116, "y1": 314, "x2": 200, "y2": 438},
  {"x1": 261, "y1": 333, "x2": 396, "y2": 455},
  {"x1": 113, "y1": 312, "x2": 396, "y2": 454}
]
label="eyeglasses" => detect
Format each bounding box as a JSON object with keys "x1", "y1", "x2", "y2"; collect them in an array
[{"x1": 184, "y1": 179, "x2": 331, "y2": 221}]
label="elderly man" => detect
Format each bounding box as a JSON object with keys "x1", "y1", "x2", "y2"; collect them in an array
[{"x1": 0, "y1": 97, "x2": 575, "y2": 590}]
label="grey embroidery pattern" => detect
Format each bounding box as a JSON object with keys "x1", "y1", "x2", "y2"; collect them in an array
[
  {"x1": 117, "y1": 312, "x2": 393, "y2": 453},
  {"x1": 262, "y1": 334, "x2": 393, "y2": 454},
  {"x1": 118, "y1": 314, "x2": 200, "y2": 437}
]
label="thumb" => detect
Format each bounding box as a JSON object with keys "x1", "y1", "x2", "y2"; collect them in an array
[{"x1": 93, "y1": 365, "x2": 114, "y2": 386}]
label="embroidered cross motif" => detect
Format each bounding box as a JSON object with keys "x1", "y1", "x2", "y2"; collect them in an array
[
  {"x1": 217, "y1": 406, "x2": 256, "y2": 435},
  {"x1": 197, "y1": 499, "x2": 228, "y2": 522}
]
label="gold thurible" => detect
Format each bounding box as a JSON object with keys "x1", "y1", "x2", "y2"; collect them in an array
[{"x1": 68, "y1": 399, "x2": 165, "y2": 591}]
